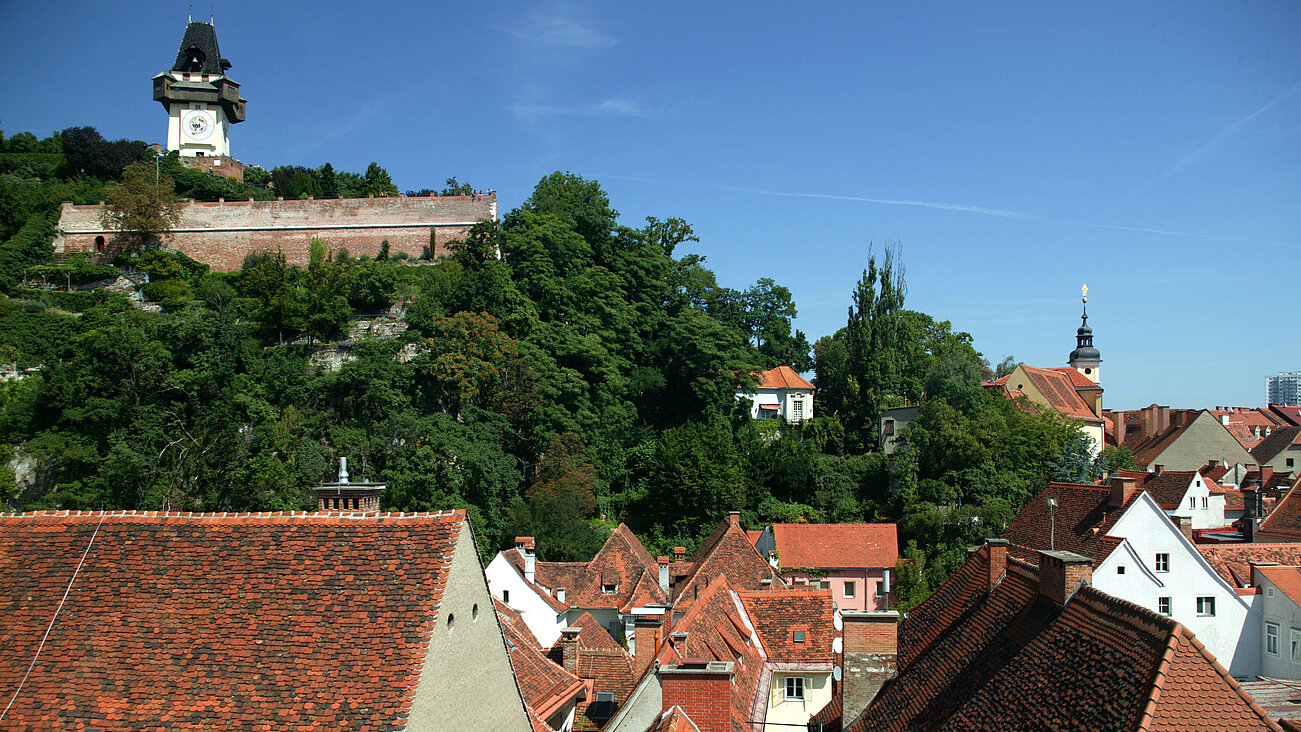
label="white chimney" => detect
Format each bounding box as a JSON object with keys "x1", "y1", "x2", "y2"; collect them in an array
[
  {"x1": 556, "y1": 587, "x2": 566, "y2": 604},
  {"x1": 658, "y1": 556, "x2": 670, "y2": 593},
  {"x1": 338, "y1": 457, "x2": 350, "y2": 483}
]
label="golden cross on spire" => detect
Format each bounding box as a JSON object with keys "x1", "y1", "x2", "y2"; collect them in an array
[{"x1": 1081, "y1": 283, "x2": 1088, "y2": 303}]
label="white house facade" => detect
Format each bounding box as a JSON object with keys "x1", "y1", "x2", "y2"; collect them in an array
[
  {"x1": 485, "y1": 544, "x2": 568, "y2": 648},
  {"x1": 736, "y1": 366, "x2": 815, "y2": 423}
]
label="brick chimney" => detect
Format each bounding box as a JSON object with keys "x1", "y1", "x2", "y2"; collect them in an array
[
  {"x1": 673, "y1": 546, "x2": 686, "y2": 562},
  {"x1": 840, "y1": 610, "x2": 899, "y2": 724},
  {"x1": 1207, "y1": 459, "x2": 1220, "y2": 470},
  {"x1": 515, "y1": 536, "x2": 536, "y2": 583},
  {"x1": 1153, "y1": 464, "x2": 1165, "y2": 475},
  {"x1": 560, "y1": 626, "x2": 580, "y2": 673},
  {"x1": 1175, "y1": 515, "x2": 1193, "y2": 542},
  {"x1": 1262, "y1": 466, "x2": 1275, "y2": 488},
  {"x1": 658, "y1": 556, "x2": 670, "y2": 594},
  {"x1": 633, "y1": 614, "x2": 665, "y2": 679},
  {"x1": 727, "y1": 510, "x2": 740, "y2": 527},
  {"x1": 1038, "y1": 550, "x2": 1093, "y2": 606},
  {"x1": 315, "y1": 457, "x2": 385, "y2": 511},
  {"x1": 1109, "y1": 475, "x2": 1138, "y2": 507},
  {"x1": 986, "y1": 538, "x2": 1009, "y2": 591},
  {"x1": 660, "y1": 660, "x2": 733, "y2": 732}
]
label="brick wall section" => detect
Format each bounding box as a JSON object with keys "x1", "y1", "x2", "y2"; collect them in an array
[
  {"x1": 1037, "y1": 550, "x2": 1094, "y2": 606},
  {"x1": 180, "y1": 155, "x2": 246, "y2": 182},
  {"x1": 841, "y1": 610, "x2": 898, "y2": 725},
  {"x1": 986, "y1": 538, "x2": 1009, "y2": 590},
  {"x1": 659, "y1": 666, "x2": 732, "y2": 732},
  {"x1": 54, "y1": 194, "x2": 497, "y2": 271}
]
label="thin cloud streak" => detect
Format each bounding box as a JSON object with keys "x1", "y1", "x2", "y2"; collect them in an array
[
  {"x1": 510, "y1": 98, "x2": 652, "y2": 120},
  {"x1": 601, "y1": 174, "x2": 1300, "y2": 249}
]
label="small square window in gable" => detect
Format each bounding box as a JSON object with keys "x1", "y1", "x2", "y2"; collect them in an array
[{"x1": 791, "y1": 627, "x2": 807, "y2": 644}]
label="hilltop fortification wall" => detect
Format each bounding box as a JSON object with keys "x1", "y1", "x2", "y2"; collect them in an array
[{"x1": 54, "y1": 193, "x2": 497, "y2": 271}]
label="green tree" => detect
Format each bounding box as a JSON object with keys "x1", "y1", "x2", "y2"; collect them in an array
[
  {"x1": 100, "y1": 161, "x2": 182, "y2": 251},
  {"x1": 364, "y1": 162, "x2": 398, "y2": 197}
]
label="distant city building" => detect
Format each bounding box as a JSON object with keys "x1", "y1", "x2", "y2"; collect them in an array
[{"x1": 1268, "y1": 371, "x2": 1301, "y2": 407}]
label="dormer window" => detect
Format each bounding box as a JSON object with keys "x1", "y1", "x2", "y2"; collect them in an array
[{"x1": 602, "y1": 583, "x2": 618, "y2": 594}]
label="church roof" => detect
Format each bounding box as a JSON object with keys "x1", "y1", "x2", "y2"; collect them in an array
[{"x1": 171, "y1": 21, "x2": 231, "y2": 75}]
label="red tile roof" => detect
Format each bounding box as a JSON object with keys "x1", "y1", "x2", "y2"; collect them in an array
[
  {"x1": 648, "y1": 706, "x2": 702, "y2": 732},
  {"x1": 534, "y1": 523, "x2": 668, "y2": 613},
  {"x1": 674, "y1": 515, "x2": 787, "y2": 607},
  {"x1": 1256, "y1": 565, "x2": 1301, "y2": 606},
  {"x1": 1004, "y1": 365, "x2": 1103, "y2": 423},
  {"x1": 737, "y1": 590, "x2": 835, "y2": 661},
  {"x1": 1270, "y1": 405, "x2": 1301, "y2": 427},
  {"x1": 1001, "y1": 482, "x2": 1133, "y2": 565},
  {"x1": 0, "y1": 510, "x2": 475, "y2": 730},
  {"x1": 499, "y1": 603, "x2": 587, "y2": 725},
  {"x1": 769, "y1": 523, "x2": 899, "y2": 570},
  {"x1": 1254, "y1": 427, "x2": 1301, "y2": 465},
  {"x1": 1259, "y1": 487, "x2": 1301, "y2": 541},
  {"x1": 1121, "y1": 469, "x2": 1200, "y2": 511},
  {"x1": 564, "y1": 611, "x2": 623, "y2": 652},
  {"x1": 845, "y1": 546, "x2": 1280, "y2": 732},
  {"x1": 1048, "y1": 366, "x2": 1100, "y2": 390},
  {"x1": 1198, "y1": 544, "x2": 1301, "y2": 588},
  {"x1": 756, "y1": 365, "x2": 814, "y2": 390}
]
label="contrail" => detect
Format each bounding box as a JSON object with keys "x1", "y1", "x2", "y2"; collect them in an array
[
  {"x1": 599, "y1": 173, "x2": 1298, "y2": 249},
  {"x1": 1137, "y1": 81, "x2": 1301, "y2": 192}
]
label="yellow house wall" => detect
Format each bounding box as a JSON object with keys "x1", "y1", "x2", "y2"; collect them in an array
[{"x1": 764, "y1": 671, "x2": 832, "y2": 732}]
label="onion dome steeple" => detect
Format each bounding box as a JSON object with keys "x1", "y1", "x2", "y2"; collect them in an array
[{"x1": 1068, "y1": 284, "x2": 1102, "y2": 385}]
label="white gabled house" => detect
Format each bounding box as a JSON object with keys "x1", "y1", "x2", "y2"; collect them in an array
[
  {"x1": 736, "y1": 366, "x2": 815, "y2": 423},
  {"x1": 485, "y1": 537, "x2": 569, "y2": 648}
]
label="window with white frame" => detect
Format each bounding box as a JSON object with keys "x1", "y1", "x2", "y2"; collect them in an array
[
  {"x1": 1202, "y1": 496, "x2": 1207, "y2": 508},
  {"x1": 1189, "y1": 497, "x2": 1195, "y2": 508},
  {"x1": 1158, "y1": 597, "x2": 1171, "y2": 615},
  {"x1": 1155, "y1": 553, "x2": 1169, "y2": 573},
  {"x1": 784, "y1": 676, "x2": 806, "y2": 701},
  {"x1": 843, "y1": 581, "x2": 856, "y2": 598},
  {"x1": 1292, "y1": 629, "x2": 1301, "y2": 662},
  {"x1": 792, "y1": 399, "x2": 804, "y2": 421},
  {"x1": 1196, "y1": 596, "x2": 1216, "y2": 616},
  {"x1": 1266, "y1": 623, "x2": 1279, "y2": 656}
]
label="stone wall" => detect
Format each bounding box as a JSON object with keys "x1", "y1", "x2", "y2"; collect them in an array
[
  {"x1": 180, "y1": 155, "x2": 245, "y2": 182},
  {"x1": 54, "y1": 193, "x2": 497, "y2": 271}
]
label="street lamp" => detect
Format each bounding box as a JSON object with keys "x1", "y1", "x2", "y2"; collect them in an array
[{"x1": 147, "y1": 143, "x2": 162, "y2": 184}]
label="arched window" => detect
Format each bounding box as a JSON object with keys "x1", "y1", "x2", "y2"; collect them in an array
[{"x1": 94, "y1": 235, "x2": 105, "y2": 253}]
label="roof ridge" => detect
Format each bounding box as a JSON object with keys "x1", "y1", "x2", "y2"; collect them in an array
[{"x1": 0, "y1": 509, "x2": 466, "y2": 520}]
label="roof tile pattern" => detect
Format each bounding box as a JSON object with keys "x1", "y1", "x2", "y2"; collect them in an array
[
  {"x1": 534, "y1": 524, "x2": 667, "y2": 613},
  {"x1": 0, "y1": 510, "x2": 465, "y2": 731},
  {"x1": 499, "y1": 603, "x2": 585, "y2": 725},
  {"x1": 1259, "y1": 487, "x2": 1301, "y2": 541},
  {"x1": 1254, "y1": 428, "x2": 1301, "y2": 465},
  {"x1": 674, "y1": 517, "x2": 787, "y2": 607},
  {"x1": 1013, "y1": 365, "x2": 1102, "y2": 422},
  {"x1": 649, "y1": 706, "x2": 703, "y2": 732},
  {"x1": 1001, "y1": 482, "x2": 1133, "y2": 564},
  {"x1": 756, "y1": 366, "x2": 815, "y2": 390},
  {"x1": 770, "y1": 523, "x2": 898, "y2": 569},
  {"x1": 1256, "y1": 566, "x2": 1301, "y2": 606},
  {"x1": 847, "y1": 550, "x2": 1280, "y2": 732},
  {"x1": 737, "y1": 590, "x2": 834, "y2": 661},
  {"x1": 1198, "y1": 544, "x2": 1301, "y2": 588}
]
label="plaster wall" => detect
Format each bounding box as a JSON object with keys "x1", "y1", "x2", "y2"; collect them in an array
[
  {"x1": 1163, "y1": 473, "x2": 1229, "y2": 529},
  {"x1": 1142, "y1": 412, "x2": 1255, "y2": 471},
  {"x1": 781, "y1": 569, "x2": 893, "y2": 611},
  {"x1": 763, "y1": 671, "x2": 832, "y2": 732},
  {"x1": 407, "y1": 522, "x2": 531, "y2": 731},
  {"x1": 736, "y1": 386, "x2": 814, "y2": 423},
  {"x1": 1257, "y1": 573, "x2": 1301, "y2": 679},
  {"x1": 603, "y1": 672, "x2": 663, "y2": 732},
  {"x1": 1098, "y1": 494, "x2": 1257, "y2": 677},
  {"x1": 54, "y1": 194, "x2": 496, "y2": 271},
  {"x1": 485, "y1": 551, "x2": 565, "y2": 647}
]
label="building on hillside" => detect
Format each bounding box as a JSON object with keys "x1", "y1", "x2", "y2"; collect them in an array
[
  {"x1": 1268, "y1": 372, "x2": 1301, "y2": 407},
  {"x1": 486, "y1": 525, "x2": 670, "y2": 651},
  {"x1": 878, "y1": 405, "x2": 919, "y2": 454},
  {"x1": 1254, "y1": 427, "x2": 1301, "y2": 474},
  {"x1": 736, "y1": 366, "x2": 815, "y2": 423},
  {"x1": 154, "y1": 19, "x2": 246, "y2": 165},
  {"x1": 753, "y1": 523, "x2": 899, "y2": 610},
  {"x1": 54, "y1": 193, "x2": 497, "y2": 270},
  {"x1": 835, "y1": 542, "x2": 1281, "y2": 732},
  {"x1": 1002, "y1": 478, "x2": 1258, "y2": 676},
  {"x1": 0, "y1": 509, "x2": 530, "y2": 730}
]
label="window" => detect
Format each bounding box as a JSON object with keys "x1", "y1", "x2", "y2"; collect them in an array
[
  {"x1": 592, "y1": 691, "x2": 616, "y2": 720},
  {"x1": 792, "y1": 399, "x2": 804, "y2": 421},
  {"x1": 502, "y1": 589, "x2": 509, "y2": 603},
  {"x1": 883, "y1": 419, "x2": 895, "y2": 436},
  {"x1": 602, "y1": 583, "x2": 618, "y2": 594},
  {"x1": 843, "y1": 581, "x2": 856, "y2": 598},
  {"x1": 1288, "y1": 458, "x2": 1294, "y2": 469},
  {"x1": 1202, "y1": 496, "x2": 1208, "y2": 508},
  {"x1": 1155, "y1": 554, "x2": 1169, "y2": 573},
  {"x1": 1196, "y1": 596, "x2": 1216, "y2": 616},
  {"x1": 1158, "y1": 597, "x2": 1171, "y2": 615},
  {"x1": 1269, "y1": 588, "x2": 1276, "y2": 598},
  {"x1": 1189, "y1": 497, "x2": 1195, "y2": 508},
  {"x1": 792, "y1": 630, "x2": 805, "y2": 643},
  {"x1": 784, "y1": 676, "x2": 805, "y2": 701},
  {"x1": 1292, "y1": 628, "x2": 1301, "y2": 663},
  {"x1": 1267, "y1": 623, "x2": 1279, "y2": 656},
  {"x1": 1117, "y1": 566, "x2": 1126, "y2": 575}
]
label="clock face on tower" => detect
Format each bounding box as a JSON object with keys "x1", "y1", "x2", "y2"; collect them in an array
[{"x1": 182, "y1": 110, "x2": 215, "y2": 141}]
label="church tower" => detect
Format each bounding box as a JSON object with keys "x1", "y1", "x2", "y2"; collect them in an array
[
  {"x1": 152, "y1": 18, "x2": 245, "y2": 159},
  {"x1": 1068, "y1": 284, "x2": 1102, "y2": 386}
]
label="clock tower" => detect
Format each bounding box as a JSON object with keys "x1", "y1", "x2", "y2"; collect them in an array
[{"x1": 152, "y1": 18, "x2": 245, "y2": 159}]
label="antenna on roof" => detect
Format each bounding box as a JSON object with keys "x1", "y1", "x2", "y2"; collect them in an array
[{"x1": 1047, "y1": 494, "x2": 1058, "y2": 550}]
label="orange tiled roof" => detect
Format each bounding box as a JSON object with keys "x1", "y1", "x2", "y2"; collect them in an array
[
  {"x1": 1006, "y1": 365, "x2": 1103, "y2": 423},
  {"x1": 846, "y1": 547, "x2": 1280, "y2": 732},
  {"x1": 1048, "y1": 366, "x2": 1099, "y2": 390},
  {"x1": 533, "y1": 523, "x2": 668, "y2": 613},
  {"x1": 1259, "y1": 486, "x2": 1301, "y2": 541},
  {"x1": 1198, "y1": 543, "x2": 1301, "y2": 588},
  {"x1": 1001, "y1": 482, "x2": 1134, "y2": 565},
  {"x1": 499, "y1": 603, "x2": 586, "y2": 724},
  {"x1": 1123, "y1": 470, "x2": 1200, "y2": 511},
  {"x1": 648, "y1": 706, "x2": 703, "y2": 732},
  {"x1": 1256, "y1": 565, "x2": 1301, "y2": 606},
  {"x1": 674, "y1": 515, "x2": 787, "y2": 607},
  {"x1": 1254, "y1": 427, "x2": 1301, "y2": 465},
  {"x1": 756, "y1": 365, "x2": 814, "y2": 390},
  {"x1": 0, "y1": 510, "x2": 471, "y2": 730},
  {"x1": 737, "y1": 589, "x2": 835, "y2": 661},
  {"x1": 770, "y1": 523, "x2": 899, "y2": 570}
]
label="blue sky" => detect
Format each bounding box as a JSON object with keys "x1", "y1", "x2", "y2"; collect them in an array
[{"x1": 2, "y1": 1, "x2": 1298, "y2": 410}]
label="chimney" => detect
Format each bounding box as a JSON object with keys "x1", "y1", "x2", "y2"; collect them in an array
[
  {"x1": 986, "y1": 538, "x2": 1009, "y2": 591},
  {"x1": 660, "y1": 660, "x2": 733, "y2": 732},
  {"x1": 1153, "y1": 464, "x2": 1164, "y2": 475},
  {"x1": 1207, "y1": 459, "x2": 1220, "y2": 470},
  {"x1": 727, "y1": 511, "x2": 740, "y2": 528},
  {"x1": 560, "y1": 627, "x2": 580, "y2": 673},
  {"x1": 657, "y1": 556, "x2": 670, "y2": 594},
  {"x1": 633, "y1": 615, "x2": 664, "y2": 679},
  {"x1": 673, "y1": 546, "x2": 686, "y2": 562},
  {"x1": 314, "y1": 457, "x2": 384, "y2": 512},
  {"x1": 1262, "y1": 466, "x2": 1275, "y2": 488},
  {"x1": 1109, "y1": 475, "x2": 1138, "y2": 507},
  {"x1": 1038, "y1": 550, "x2": 1093, "y2": 606},
  {"x1": 840, "y1": 610, "x2": 900, "y2": 723},
  {"x1": 1175, "y1": 515, "x2": 1193, "y2": 542},
  {"x1": 515, "y1": 536, "x2": 536, "y2": 583}
]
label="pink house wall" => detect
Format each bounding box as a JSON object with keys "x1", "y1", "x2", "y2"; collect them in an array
[{"x1": 782, "y1": 568, "x2": 894, "y2": 611}]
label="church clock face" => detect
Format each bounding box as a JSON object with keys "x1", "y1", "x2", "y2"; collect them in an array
[{"x1": 182, "y1": 110, "x2": 215, "y2": 141}]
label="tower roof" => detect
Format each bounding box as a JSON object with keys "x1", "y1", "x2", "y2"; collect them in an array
[
  {"x1": 171, "y1": 21, "x2": 232, "y2": 75},
  {"x1": 1069, "y1": 292, "x2": 1101, "y2": 364}
]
